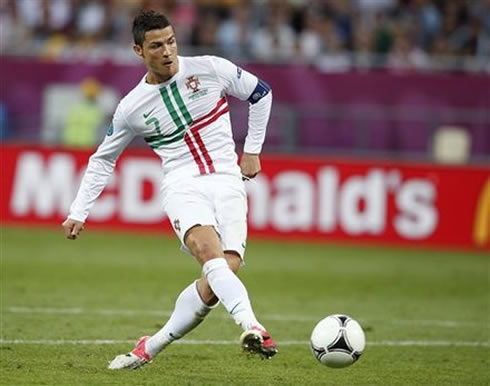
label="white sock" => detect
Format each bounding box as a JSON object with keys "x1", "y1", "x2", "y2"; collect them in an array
[
  {"x1": 145, "y1": 281, "x2": 216, "y2": 358},
  {"x1": 202, "y1": 257, "x2": 265, "y2": 331}
]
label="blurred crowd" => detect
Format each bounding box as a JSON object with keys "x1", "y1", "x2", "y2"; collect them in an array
[{"x1": 1, "y1": 0, "x2": 489, "y2": 72}]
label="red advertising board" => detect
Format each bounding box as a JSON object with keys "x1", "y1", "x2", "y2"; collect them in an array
[{"x1": 1, "y1": 144, "x2": 489, "y2": 250}]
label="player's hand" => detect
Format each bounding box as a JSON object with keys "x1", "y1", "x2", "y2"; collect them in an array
[
  {"x1": 62, "y1": 218, "x2": 85, "y2": 240},
  {"x1": 240, "y1": 153, "x2": 261, "y2": 180}
]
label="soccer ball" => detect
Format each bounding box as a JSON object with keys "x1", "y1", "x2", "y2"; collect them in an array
[{"x1": 310, "y1": 314, "x2": 365, "y2": 368}]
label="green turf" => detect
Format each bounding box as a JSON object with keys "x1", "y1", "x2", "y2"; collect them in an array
[{"x1": 1, "y1": 226, "x2": 489, "y2": 385}]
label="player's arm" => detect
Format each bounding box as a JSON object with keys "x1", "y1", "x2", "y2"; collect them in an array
[
  {"x1": 240, "y1": 78, "x2": 271, "y2": 179},
  {"x1": 62, "y1": 103, "x2": 135, "y2": 240},
  {"x1": 210, "y1": 56, "x2": 272, "y2": 179}
]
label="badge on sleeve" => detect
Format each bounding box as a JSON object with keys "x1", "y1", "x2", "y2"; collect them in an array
[{"x1": 107, "y1": 123, "x2": 114, "y2": 136}]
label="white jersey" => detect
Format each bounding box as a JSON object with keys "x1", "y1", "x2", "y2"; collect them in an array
[{"x1": 69, "y1": 55, "x2": 272, "y2": 222}]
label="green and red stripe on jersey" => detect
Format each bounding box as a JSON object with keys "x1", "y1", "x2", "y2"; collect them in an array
[{"x1": 144, "y1": 81, "x2": 229, "y2": 175}]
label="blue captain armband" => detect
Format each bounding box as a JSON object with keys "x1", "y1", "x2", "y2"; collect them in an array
[{"x1": 247, "y1": 79, "x2": 271, "y2": 104}]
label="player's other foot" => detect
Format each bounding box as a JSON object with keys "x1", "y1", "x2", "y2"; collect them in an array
[
  {"x1": 107, "y1": 336, "x2": 152, "y2": 370},
  {"x1": 240, "y1": 327, "x2": 278, "y2": 359}
]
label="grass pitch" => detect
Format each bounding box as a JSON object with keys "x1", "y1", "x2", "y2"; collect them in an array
[{"x1": 1, "y1": 226, "x2": 489, "y2": 385}]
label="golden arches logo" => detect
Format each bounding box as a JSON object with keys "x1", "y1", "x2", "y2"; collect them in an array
[{"x1": 473, "y1": 177, "x2": 490, "y2": 247}]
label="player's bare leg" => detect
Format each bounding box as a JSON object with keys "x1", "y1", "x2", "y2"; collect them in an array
[
  {"x1": 186, "y1": 225, "x2": 277, "y2": 359},
  {"x1": 108, "y1": 225, "x2": 276, "y2": 370}
]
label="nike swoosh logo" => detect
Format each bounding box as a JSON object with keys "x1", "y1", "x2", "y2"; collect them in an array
[
  {"x1": 143, "y1": 107, "x2": 156, "y2": 119},
  {"x1": 230, "y1": 302, "x2": 241, "y2": 315}
]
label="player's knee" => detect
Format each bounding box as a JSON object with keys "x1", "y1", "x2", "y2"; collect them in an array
[
  {"x1": 229, "y1": 263, "x2": 240, "y2": 274},
  {"x1": 196, "y1": 278, "x2": 219, "y2": 306},
  {"x1": 187, "y1": 236, "x2": 220, "y2": 261}
]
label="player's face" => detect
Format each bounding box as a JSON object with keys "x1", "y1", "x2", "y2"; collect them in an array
[{"x1": 134, "y1": 26, "x2": 179, "y2": 84}]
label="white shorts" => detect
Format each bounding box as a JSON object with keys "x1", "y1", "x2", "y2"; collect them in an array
[{"x1": 162, "y1": 173, "x2": 248, "y2": 258}]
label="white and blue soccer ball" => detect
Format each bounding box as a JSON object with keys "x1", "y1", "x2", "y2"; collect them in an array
[{"x1": 310, "y1": 314, "x2": 366, "y2": 368}]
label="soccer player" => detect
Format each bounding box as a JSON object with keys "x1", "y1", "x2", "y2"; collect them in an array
[{"x1": 61, "y1": 10, "x2": 277, "y2": 369}]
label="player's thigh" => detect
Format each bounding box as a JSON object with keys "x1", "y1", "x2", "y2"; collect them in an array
[
  {"x1": 214, "y1": 176, "x2": 248, "y2": 259},
  {"x1": 163, "y1": 180, "x2": 217, "y2": 250}
]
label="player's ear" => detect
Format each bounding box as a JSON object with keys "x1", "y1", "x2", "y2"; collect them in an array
[{"x1": 133, "y1": 44, "x2": 144, "y2": 58}]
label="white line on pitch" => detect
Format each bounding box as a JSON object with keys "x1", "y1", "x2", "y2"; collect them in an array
[
  {"x1": 5, "y1": 306, "x2": 172, "y2": 317},
  {"x1": 0, "y1": 339, "x2": 488, "y2": 347},
  {"x1": 4, "y1": 306, "x2": 487, "y2": 328}
]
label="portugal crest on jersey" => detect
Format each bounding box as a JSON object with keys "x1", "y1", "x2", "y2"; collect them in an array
[{"x1": 186, "y1": 75, "x2": 201, "y2": 93}]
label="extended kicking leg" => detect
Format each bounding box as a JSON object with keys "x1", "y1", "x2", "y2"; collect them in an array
[
  {"x1": 201, "y1": 257, "x2": 278, "y2": 359},
  {"x1": 187, "y1": 226, "x2": 277, "y2": 359}
]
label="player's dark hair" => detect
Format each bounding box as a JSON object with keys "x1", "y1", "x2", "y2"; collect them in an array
[{"x1": 132, "y1": 10, "x2": 171, "y2": 46}]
